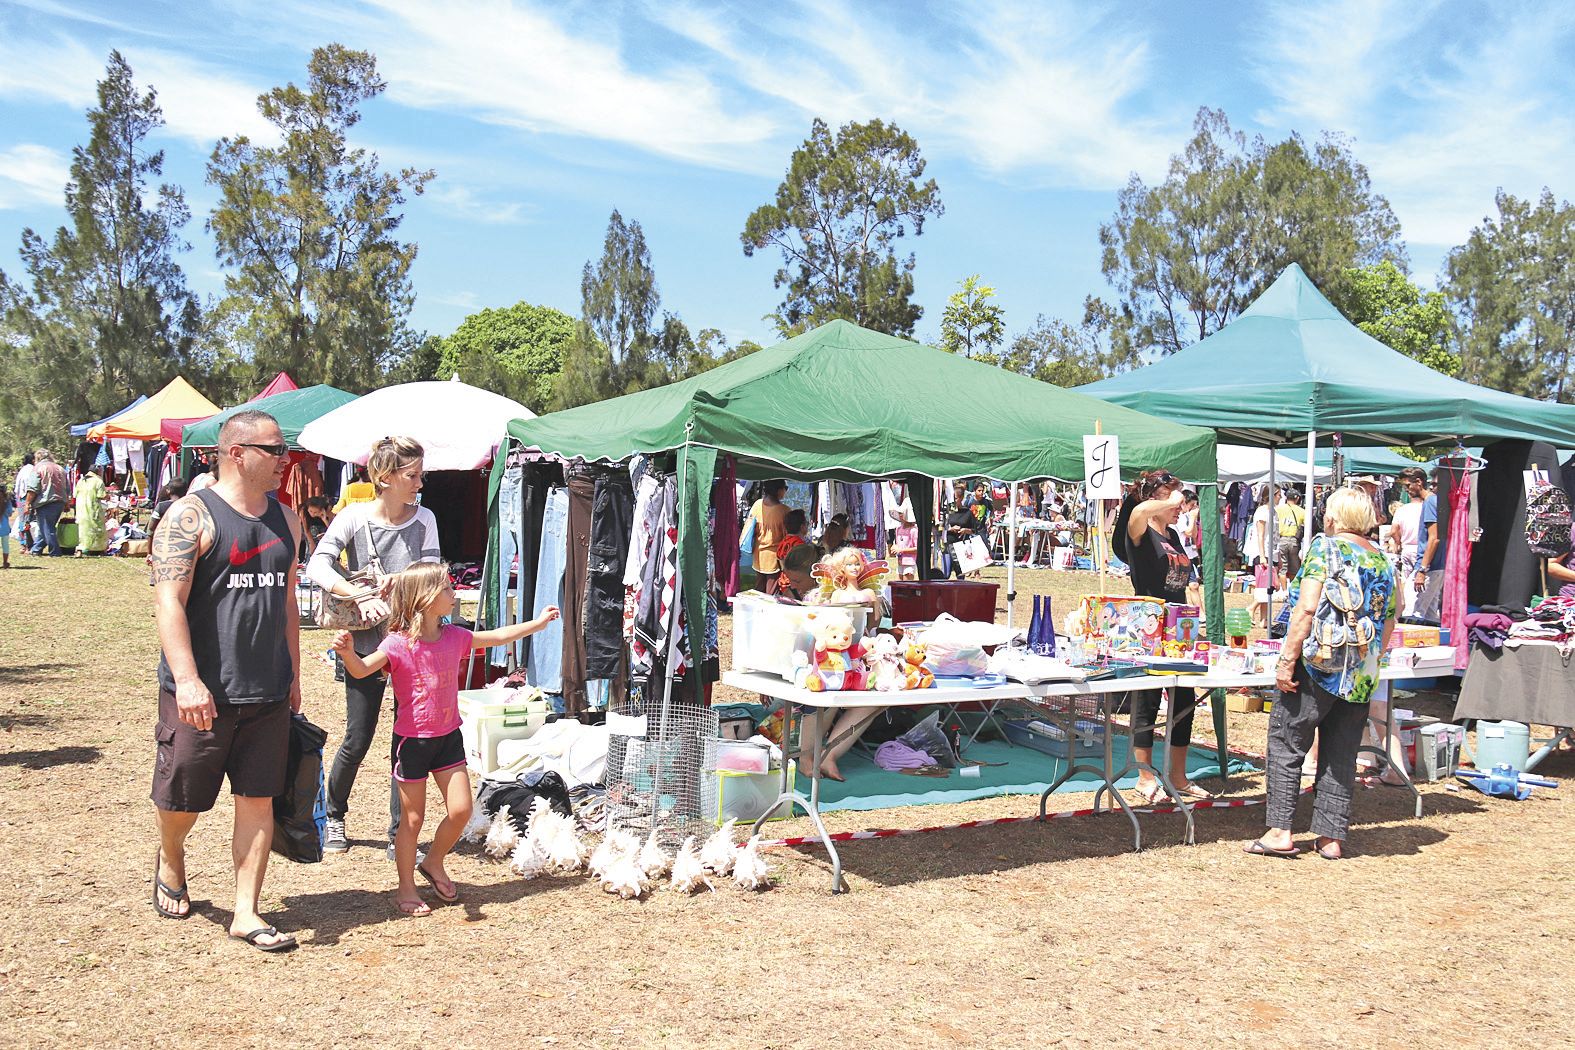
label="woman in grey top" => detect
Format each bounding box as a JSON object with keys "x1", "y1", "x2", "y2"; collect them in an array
[{"x1": 306, "y1": 436, "x2": 442, "y2": 856}]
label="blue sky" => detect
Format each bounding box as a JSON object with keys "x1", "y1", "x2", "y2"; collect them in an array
[{"x1": 1, "y1": 0, "x2": 1572, "y2": 352}]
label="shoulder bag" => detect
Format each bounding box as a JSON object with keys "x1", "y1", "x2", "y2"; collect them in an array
[{"x1": 315, "y1": 517, "x2": 390, "y2": 630}]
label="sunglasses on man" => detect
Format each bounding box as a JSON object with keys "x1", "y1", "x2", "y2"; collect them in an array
[{"x1": 238, "y1": 442, "x2": 289, "y2": 458}]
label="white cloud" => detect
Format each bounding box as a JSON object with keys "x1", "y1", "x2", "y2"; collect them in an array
[
  {"x1": 0, "y1": 32, "x2": 275, "y2": 149},
  {"x1": 0, "y1": 143, "x2": 70, "y2": 210},
  {"x1": 426, "y1": 183, "x2": 533, "y2": 226},
  {"x1": 1253, "y1": 0, "x2": 1575, "y2": 249}
]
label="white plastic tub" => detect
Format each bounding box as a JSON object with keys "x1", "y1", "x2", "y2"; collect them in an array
[
  {"x1": 458, "y1": 688, "x2": 550, "y2": 775},
  {"x1": 730, "y1": 593, "x2": 870, "y2": 680}
]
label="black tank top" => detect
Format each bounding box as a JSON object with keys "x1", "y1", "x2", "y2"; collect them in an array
[
  {"x1": 157, "y1": 489, "x2": 295, "y2": 703},
  {"x1": 1129, "y1": 524, "x2": 1191, "y2": 604}
]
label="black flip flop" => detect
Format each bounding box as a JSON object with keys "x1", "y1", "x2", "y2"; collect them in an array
[
  {"x1": 152, "y1": 852, "x2": 190, "y2": 920},
  {"x1": 1315, "y1": 840, "x2": 1344, "y2": 861},
  {"x1": 1243, "y1": 838, "x2": 1300, "y2": 859},
  {"x1": 230, "y1": 926, "x2": 297, "y2": 953},
  {"x1": 417, "y1": 863, "x2": 459, "y2": 902}
]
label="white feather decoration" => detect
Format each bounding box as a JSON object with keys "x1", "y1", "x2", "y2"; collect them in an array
[
  {"x1": 599, "y1": 850, "x2": 649, "y2": 899},
  {"x1": 637, "y1": 832, "x2": 671, "y2": 879},
  {"x1": 528, "y1": 798, "x2": 587, "y2": 873},
  {"x1": 700, "y1": 818, "x2": 738, "y2": 875},
  {"x1": 483, "y1": 804, "x2": 519, "y2": 859},
  {"x1": 459, "y1": 801, "x2": 492, "y2": 844},
  {"x1": 731, "y1": 834, "x2": 771, "y2": 891},
  {"x1": 668, "y1": 835, "x2": 713, "y2": 893}
]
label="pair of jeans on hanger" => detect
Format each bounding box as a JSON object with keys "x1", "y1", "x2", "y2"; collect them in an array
[
  {"x1": 491, "y1": 463, "x2": 524, "y2": 668},
  {"x1": 528, "y1": 486, "x2": 569, "y2": 694}
]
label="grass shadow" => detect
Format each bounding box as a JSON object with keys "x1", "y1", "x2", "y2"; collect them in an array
[
  {"x1": 0, "y1": 663, "x2": 75, "y2": 684},
  {"x1": 0, "y1": 744, "x2": 102, "y2": 768}
]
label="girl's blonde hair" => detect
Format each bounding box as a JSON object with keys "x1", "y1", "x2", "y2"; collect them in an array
[
  {"x1": 366, "y1": 435, "x2": 424, "y2": 492},
  {"x1": 384, "y1": 561, "x2": 451, "y2": 637}
]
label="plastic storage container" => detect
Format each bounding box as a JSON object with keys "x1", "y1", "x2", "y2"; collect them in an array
[
  {"x1": 1473, "y1": 720, "x2": 1530, "y2": 774},
  {"x1": 458, "y1": 688, "x2": 550, "y2": 775},
  {"x1": 888, "y1": 580, "x2": 999, "y2": 624},
  {"x1": 730, "y1": 593, "x2": 870, "y2": 679},
  {"x1": 1415, "y1": 723, "x2": 1464, "y2": 781},
  {"x1": 1002, "y1": 718, "x2": 1103, "y2": 758},
  {"x1": 701, "y1": 762, "x2": 795, "y2": 825},
  {"x1": 714, "y1": 739, "x2": 771, "y2": 773}
]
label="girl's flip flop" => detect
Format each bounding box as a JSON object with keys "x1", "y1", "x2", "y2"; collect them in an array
[{"x1": 417, "y1": 863, "x2": 459, "y2": 902}]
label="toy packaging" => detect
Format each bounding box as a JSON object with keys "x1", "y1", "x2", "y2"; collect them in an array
[{"x1": 1072, "y1": 594, "x2": 1167, "y2": 654}]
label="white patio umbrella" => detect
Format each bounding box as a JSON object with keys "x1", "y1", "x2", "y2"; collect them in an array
[{"x1": 298, "y1": 377, "x2": 534, "y2": 470}]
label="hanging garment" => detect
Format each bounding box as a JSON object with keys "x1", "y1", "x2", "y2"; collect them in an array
[
  {"x1": 560, "y1": 469, "x2": 596, "y2": 714},
  {"x1": 1443, "y1": 465, "x2": 1474, "y2": 671},
  {"x1": 528, "y1": 486, "x2": 569, "y2": 694},
  {"x1": 585, "y1": 468, "x2": 634, "y2": 679},
  {"x1": 492, "y1": 462, "x2": 525, "y2": 668},
  {"x1": 632, "y1": 475, "x2": 688, "y2": 683},
  {"x1": 712, "y1": 455, "x2": 740, "y2": 600}
]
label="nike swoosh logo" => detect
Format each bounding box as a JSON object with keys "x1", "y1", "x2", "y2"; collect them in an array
[{"x1": 229, "y1": 537, "x2": 283, "y2": 566}]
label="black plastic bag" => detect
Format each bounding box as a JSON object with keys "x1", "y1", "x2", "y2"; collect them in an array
[
  {"x1": 272, "y1": 713, "x2": 328, "y2": 864},
  {"x1": 896, "y1": 712, "x2": 957, "y2": 768},
  {"x1": 475, "y1": 770, "x2": 572, "y2": 835}
]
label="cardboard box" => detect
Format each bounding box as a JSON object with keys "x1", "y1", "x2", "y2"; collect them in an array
[{"x1": 1225, "y1": 692, "x2": 1264, "y2": 713}]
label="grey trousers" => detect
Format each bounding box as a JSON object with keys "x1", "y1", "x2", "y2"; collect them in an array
[{"x1": 1265, "y1": 668, "x2": 1370, "y2": 840}]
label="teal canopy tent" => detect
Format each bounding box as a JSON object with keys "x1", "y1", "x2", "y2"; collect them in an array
[
  {"x1": 1281, "y1": 446, "x2": 1424, "y2": 477},
  {"x1": 180, "y1": 384, "x2": 358, "y2": 449},
  {"x1": 497, "y1": 320, "x2": 1229, "y2": 771}
]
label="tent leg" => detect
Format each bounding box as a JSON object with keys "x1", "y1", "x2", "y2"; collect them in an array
[
  {"x1": 1006, "y1": 482, "x2": 1018, "y2": 629},
  {"x1": 1304, "y1": 431, "x2": 1316, "y2": 553},
  {"x1": 1266, "y1": 447, "x2": 1276, "y2": 630}
]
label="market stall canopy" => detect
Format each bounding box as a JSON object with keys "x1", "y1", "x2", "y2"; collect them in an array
[
  {"x1": 86, "y1": 377, "x2": 219, "y2": 442},
  {"x1": 70, "y1": 394, "x2": 147, "y2": 437},
  {"x1": 181, "y1": 384, "x2": 358, "y2": 450},
  {"x1": 1218, "y1": 444, "x2": 1331, "y2": 486},
  {"x1": 159, "y1": 371, "x2": 302, "y2": 444},
  {"x1": 1077, "y1": 264, "x2": 1575, "y2": 448},
  {"x1": 1281, "y1": 445, "x2": 1424, "y2": 477},
  {"x1": 298, "y1": 378, "x2": 532, "y2": 471},
  {"x1": 503, "y1": 319, "x2": 1217, "y2": 483}
]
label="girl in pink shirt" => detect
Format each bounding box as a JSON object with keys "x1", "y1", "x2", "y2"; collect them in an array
[{"x1": 334, "y1": 563, "x2": 559, "y2": 915}]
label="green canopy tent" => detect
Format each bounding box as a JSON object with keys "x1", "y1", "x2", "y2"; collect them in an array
[
  {"x1": 1281, "y1": 445, "x2": 1424, "y2": 478},
  {"x1": 496, "y1": 320, "x2": 1231, "y2": 774},
  {"x1": 180, "y1": 384, "x2": 358, "y2": 449}
]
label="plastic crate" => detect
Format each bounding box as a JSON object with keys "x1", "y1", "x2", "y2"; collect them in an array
[
  {"x1": 701, "y1": 762, "x2": 795, "y2": 825},
  {"x1": 1002, "y1": 718, "x2": 1103, "y2": 758},
  {"x1": 458, "y1": 688, "x2": 550, "y2": 775},
  {"x1": 731, "y1": 593, "x2": 870, "y2": 679}
]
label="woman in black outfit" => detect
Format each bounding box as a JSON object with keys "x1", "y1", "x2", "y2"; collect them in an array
[{"x1": 1114, "y1": 469, "x2": 1215, "y2": 802}]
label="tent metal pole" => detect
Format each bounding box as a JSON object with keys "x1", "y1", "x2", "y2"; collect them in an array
[
  {"x1": 1304, "y1": 431, "x2": 1316, "y2": 553},
  {"x1": 1266, "y1": 445, "x2": 1277, "y2": 629},
  {"x1": 1006, "y1": 481, "x2": 1018, "y2": 630},
  {"x1": 651, "y1": 442, "x2": 689, "y2": 828}
]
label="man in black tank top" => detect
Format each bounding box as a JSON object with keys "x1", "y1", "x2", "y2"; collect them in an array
[{"x1": 150, "y1": 410, "x2": 303, "y2": 952}]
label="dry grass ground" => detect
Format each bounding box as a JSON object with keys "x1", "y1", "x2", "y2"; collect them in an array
[{"x1": 2, "y1": 557, "x2": 1572, "y2": 1049}]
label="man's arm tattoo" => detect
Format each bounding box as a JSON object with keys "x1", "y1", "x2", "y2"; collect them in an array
[{"x1": 150, "y1": 499, "x2": 213, "y2": 584}]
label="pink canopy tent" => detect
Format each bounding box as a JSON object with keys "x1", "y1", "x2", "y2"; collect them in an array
[{"x1": 159, "y1": 371, "x2": 299, "y2": 445}]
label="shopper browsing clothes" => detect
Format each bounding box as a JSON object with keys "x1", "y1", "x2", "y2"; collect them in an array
[
  {"x1": 333, "y1": 563, "x2": 558, "y2": 915},
  {"x1": 149, "y1": 410, "x2": 302, "y2": 952},
  {"x1": 1249, "y1": 487, "x2": 1397, "y2": 860},
  {"x1": 1113, "y1": 468, "x2": 1214, "y2": 803},
  {"x1": 742, "y1": 479, "x2": 789, "y2": 594},
  {"x1": 306, "y1": 436, "x2": 442, "y2": 858}
]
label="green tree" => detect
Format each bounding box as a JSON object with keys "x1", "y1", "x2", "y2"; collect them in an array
[
  {"x1": 1444, "y1": 188, "x2": 1575, "y2": 400},
  {"x1": 939, "y1": 274, "x2": 1005, "y2": 359},
  {"x1": 996, "y1": 299, "x2": 1142, "y2": 387},
  {"x1": 742, "y1": 118, "x2": 941, "y2": 338},
  {"x1": 549, "y1": 322, "x2": 615, "y2": 411},
  {"x1": 0, "y1": 51, "x2": 202, "y2": 450},
  {"x1": 206, "y1": 44, "x2": 433, "y2": 392},
  {"x1": 1344, "y1": 260, "x2": 1458, "y2": 375},
  {"x1": 435, "y1": 301, "x2": 574, "y2": 411},
  {"x1": 1100, "y1": 107, "x2": 1405, "y2": 355}
]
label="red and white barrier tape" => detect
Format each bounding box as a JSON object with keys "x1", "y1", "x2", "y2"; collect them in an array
[{"x1": 760, "y1": 786, "x2": 1308, "y2": 850}]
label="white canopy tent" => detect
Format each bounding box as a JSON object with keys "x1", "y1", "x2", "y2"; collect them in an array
[
  {"x1": 298, "y1": 378, "x2": 533, "y2": 471},
  {"x1": 1217, "y1": 444, "x2": 1333, "y2": 487}
]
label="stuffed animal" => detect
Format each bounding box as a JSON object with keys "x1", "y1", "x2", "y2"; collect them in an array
[
  {"x1": 796, "y1": 608, "x2": 868, "y2": 692},
  {"x1": 867, "y1": 632, "x2": 906, "y2": 692},
  {"x1": 902, "y1": 637, "x2": 935, "y2": 690}
]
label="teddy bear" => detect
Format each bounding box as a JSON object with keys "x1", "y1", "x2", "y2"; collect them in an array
[
  {"x1": 902, "y1": 637, "x2": 935, "y2": 690},
  {"x1": 793, "y1": 609, "x2": 869, "y2": 692},
  {"x1": 866, "y1": 632, "x2": 906, "y2": 692}
]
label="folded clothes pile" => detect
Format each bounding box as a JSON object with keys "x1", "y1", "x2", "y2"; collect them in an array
[{"x1": 1505, "y1": 595, "x2": 1575, "y2": 645}]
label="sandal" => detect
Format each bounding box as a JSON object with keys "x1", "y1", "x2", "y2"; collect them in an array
[
  {"x1": 1132, "y1": 780, "x2": 1166, "y2": 805},
  {"x1": 1243, "y1": 838, "x2": 1300, "y2": 859},
  {"x1": 1173, "y1": 782, "x2": 1216, "y2": 801},
  {"x1": 417, "y1": 863, "x2": 459, "y2": 903},
  {"x1": 396, "y1": 898, "x2": 432, "y2": 916},
  {"x1": 152, "y1": 851, "x2": 190, "y2": 920},
  {"x1": 230, "y1": 926, "x2": 297, "y2": 952},
  {"x1": 1314, "y1": 838, "x2": 1344, "y2": 861}
]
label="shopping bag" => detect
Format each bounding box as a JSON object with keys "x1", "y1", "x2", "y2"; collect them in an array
[
  {"x1": 951, "y1": 535, "x2": 991, "y2": 575},
  {"x1": 271, "y1": 713, "x2": 328, "y2": 864}
]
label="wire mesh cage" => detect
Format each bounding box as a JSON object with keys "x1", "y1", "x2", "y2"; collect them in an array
[{"x1": 604, "y1": 685, "x2": 718, "y2": 846}]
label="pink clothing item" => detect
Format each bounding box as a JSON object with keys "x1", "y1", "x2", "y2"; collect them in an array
[
  {"x1": 1442, "y1": 468, "x2": 1473, "y2": 671},
  {"x1": 377, "y1": 624, "x2": 473, "y2": 738},
  {"x1": 894, "y1": 523, "x2": 919, "y2": 573}
]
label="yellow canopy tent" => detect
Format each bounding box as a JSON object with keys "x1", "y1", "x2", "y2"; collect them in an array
[{"x1": 87, "y1": 376, "x2": 220, "y2": 442}]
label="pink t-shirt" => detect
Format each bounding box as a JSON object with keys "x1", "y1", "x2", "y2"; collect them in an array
[
  {"x1": 894, "y1": 523, "x2": 918, "y2": 572},
  {"x1": 377, "y1": 624, "x2": 472, "y2": 738}
]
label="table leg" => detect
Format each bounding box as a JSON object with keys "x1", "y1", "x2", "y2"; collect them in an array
[
  {"x1": 751, "y1": 703, "x2": 846, "y2": 893},
  {"x1": 1356, "y1": 701, "x2": 1422, "y2": 819}
]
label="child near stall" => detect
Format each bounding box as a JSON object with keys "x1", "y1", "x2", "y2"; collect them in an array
[
  {"x1": 300, "y1": 495, "x2": 333, "y2": 560},
  {"x1": 332, "y1": 562, "x2": 560, "y2": 916}
]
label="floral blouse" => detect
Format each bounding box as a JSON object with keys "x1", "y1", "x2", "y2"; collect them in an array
[{"x1": 1287, "y1": 534, "x2": 1396, "y2": 703}]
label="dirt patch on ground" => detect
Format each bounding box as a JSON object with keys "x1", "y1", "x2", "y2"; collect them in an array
[{"x1": 2, "y1": 559, "x2": 1571, "y2": 1048}]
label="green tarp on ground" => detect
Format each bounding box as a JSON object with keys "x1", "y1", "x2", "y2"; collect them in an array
[
  {"x1": 181, "y1": 384, "x2": 358, "y2": 449},
  {"x1": 1078, "y1": 264, "x2": 1575, "y2": 449}
]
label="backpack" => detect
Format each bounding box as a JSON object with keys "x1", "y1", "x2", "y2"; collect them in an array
[
  {"x1": 1525, "y1": 483, "x2": 1572, "y2": 558},
  {"x1": 1301, "y1": 537, "x2": 1378, "y2": 674}
]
